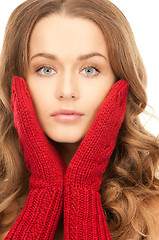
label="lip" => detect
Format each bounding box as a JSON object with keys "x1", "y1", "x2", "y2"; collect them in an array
[{"x1": 51, "y1": 108, "x2": 84, "y2": 122}]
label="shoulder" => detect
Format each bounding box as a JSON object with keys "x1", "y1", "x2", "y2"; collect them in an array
[
  {"x1": 0, "y1": 194, "x2": 28, "y2": 239},
  {"x1": 146, "y1": 196, "x2": 159, "y2": 240},
  {"x1": 0, "y1": 230, "x2": 10, "y2": 240}
]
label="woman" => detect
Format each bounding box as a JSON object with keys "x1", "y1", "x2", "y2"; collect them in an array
[{"x1": 0, "y1": 0, "x2": 159, "y2": 239}]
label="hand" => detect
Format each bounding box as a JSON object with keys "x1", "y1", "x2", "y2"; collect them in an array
[
  {"x1": 5, "y1": 76, "x2": 66, "y2": 238},
  {"x1": 11, "y1": 76, "x2": 66, "y2": 188},
  {"x1": 64, "y1": 79, "x2": 129, "y2": 191}
]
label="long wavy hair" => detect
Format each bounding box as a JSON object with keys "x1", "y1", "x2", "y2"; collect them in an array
[{"x1": 0, "y1": 0, "x2": 159, "y2": 238}]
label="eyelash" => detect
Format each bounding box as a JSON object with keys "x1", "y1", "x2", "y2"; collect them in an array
[{"x1": 35, "y1": 65, "x2": 101, "y2": 77}]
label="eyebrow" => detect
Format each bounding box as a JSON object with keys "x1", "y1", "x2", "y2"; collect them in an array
[{"x1": 30, "y1": 52, "x2": 107, "y2": 62}]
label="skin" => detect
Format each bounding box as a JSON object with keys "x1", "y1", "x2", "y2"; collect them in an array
[
  {"x1": 1, "y1": 14, "x2": 158, "y2": 240},
  {"x1": 0, "y1": 14, "x2": 116, "y2": 239},
  {"x1": 26, "y1": 14, "x2": 116, "y2": 166}
]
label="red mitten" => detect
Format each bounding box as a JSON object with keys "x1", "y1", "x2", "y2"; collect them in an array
[
  {"x1": 64, "y1": 79, "x2": 129, "y2": 239},
  {"x1": 5, "y1": 76, "x2": 66, "y2": 239}
]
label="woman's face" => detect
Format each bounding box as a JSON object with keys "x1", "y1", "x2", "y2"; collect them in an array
[{"x1": 27, "y1": 14, "x2": 116, "y2": 143}]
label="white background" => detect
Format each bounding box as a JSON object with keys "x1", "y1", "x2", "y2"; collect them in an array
[{"x1": 0, "y1": 0, "x2": 159, "y2": 136}]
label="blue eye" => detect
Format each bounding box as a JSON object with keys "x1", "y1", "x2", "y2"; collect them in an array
[
  {"x1": 36, "y1": 65, "x2": 100, "y2": 77},
  {"x1": 81, "y1": 66, "x2": 100, "y2": 76},
  {"x1": 36, "y1": 66, "x2": 55, "y2": 75}
]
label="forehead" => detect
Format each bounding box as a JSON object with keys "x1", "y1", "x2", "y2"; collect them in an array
[{"x1": 29, "y1": 14, "x2": 108, "y2": 59}]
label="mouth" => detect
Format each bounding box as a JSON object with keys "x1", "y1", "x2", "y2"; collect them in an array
[
  {"x1": 52, "y1": 114, "x2": 83, "y2": 122},
  {"x1": 51, "y1": 109, "x2": 84, "y2": 122}
]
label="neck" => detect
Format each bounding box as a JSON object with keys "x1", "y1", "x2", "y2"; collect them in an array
[{"x1": 53, "y1": 141, "x2": 81, "y2": 167}]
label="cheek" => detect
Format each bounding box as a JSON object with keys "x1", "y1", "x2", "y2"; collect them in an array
[
  {"x1": 87, "y1": 81, "x2": 115, "y2": 120},
  {"x1": 27, "y1": 83, "x2": 48, "y2": 120}
]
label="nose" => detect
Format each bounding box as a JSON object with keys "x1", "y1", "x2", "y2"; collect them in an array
[{"x1": 55, "y1": 72, "x2": 80, "y2": 100}]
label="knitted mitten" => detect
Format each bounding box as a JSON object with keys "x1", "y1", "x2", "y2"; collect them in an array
[
  {"x1": 64, "y1": 79, "x2": 129, "y2": 239},
  {"x1": 5, "y1": 76, "x2": 66, "y2": 239}
]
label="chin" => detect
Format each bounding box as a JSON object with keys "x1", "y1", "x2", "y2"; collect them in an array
[{"x1": 47, "y1": 134, "x2": 84, "y2": 144}]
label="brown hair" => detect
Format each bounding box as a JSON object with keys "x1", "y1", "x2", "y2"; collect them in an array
[{"x1": 0, "y1": 0, "x2": 159, "y2": 239}]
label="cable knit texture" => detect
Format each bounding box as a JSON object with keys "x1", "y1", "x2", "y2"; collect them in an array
[
  {"x1": 5, "y1": 76, "x2": 129, "y2": 239},
  {"x1": 64, "y1": 79, "x2": 129, "y2": 239},
  {"x1": 5, "y1": 76, "x2": 66, "y2": 239}
]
